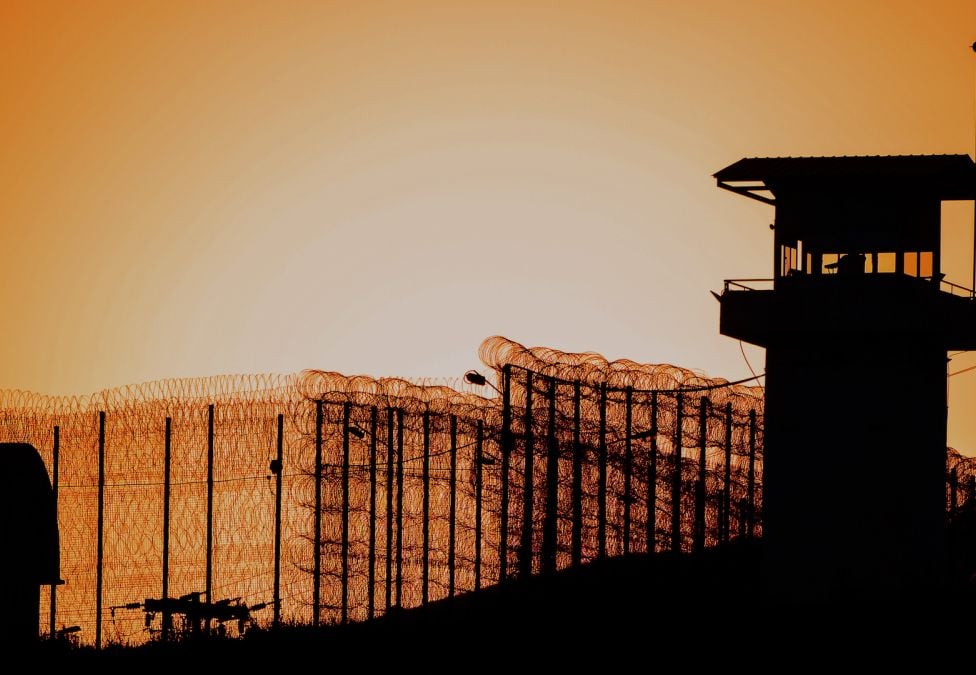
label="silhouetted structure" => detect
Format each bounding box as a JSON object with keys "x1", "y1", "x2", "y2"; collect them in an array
[
  {"x1": 0, "y1": 339, "x2": 767, "y2": 645},
  {"x1": 0, "y1": 443, "x2": 60, "y2": 645},
  {"x1": 715, "y1": 154, "x2": 976, "y2": 603}
]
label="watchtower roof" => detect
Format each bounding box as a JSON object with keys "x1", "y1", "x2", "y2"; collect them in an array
[{"x1": 714, "y1": 154, "x2": 976, "y2": 204}]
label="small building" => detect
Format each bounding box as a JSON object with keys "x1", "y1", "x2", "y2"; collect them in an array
[
  {"x1": 714, "y1": 154, "x2": 976, "y2": 603},
  {"x1": 0, "y1": 443, "x2": 60, "y2": 644}
]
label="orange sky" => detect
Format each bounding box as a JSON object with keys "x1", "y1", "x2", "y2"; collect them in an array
[{"x1": 2, "y1": 1, "x2": 976, "y2": 452}]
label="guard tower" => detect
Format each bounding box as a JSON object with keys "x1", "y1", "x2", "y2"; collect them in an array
[{"x1": 714, "y1": 154, "x2": 976, "y2": 604}]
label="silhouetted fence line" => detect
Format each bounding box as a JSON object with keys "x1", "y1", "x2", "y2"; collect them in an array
[{"x1": 1, "y1": 336, "x2": 972, "y2": 647}]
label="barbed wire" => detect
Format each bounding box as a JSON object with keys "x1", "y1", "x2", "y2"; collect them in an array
[{"x1": 2, "y1": 336, "x2": 970, "y2": 647}]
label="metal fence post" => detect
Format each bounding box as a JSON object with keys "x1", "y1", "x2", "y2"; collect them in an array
[
  {"x1": 748, "y1": 409, "x2": 757, "y2": 537},
  {"x1": 422, "y1": 410, "x2": 430, "y2": 604},
  {"x1": 695, "y1": 397, "x2": 708, "y2": 553},
  {"x1": 206, "y1": 403, "x2": 214, "y2": 633},
  {"x1": 624, "y1": 387, "x2": 633, "y2": 555},
  {"x1": 395, "y1": 408, "x2": 404, "y2": 606},
  {"x1": 571, "y1": 381, "x2": 582, "y2": 567},
  {"x1": 723, "y1": 403, "x2": 732, "y2": 545},
  {"x1": 671, "y1": 393, "x2": 683, "y2": 553},
  {"x1": 598, "y1": 383, "x2": 607, "y2": 559},
  {"x1": 648, "y1": 393, "x2": 658, "y2": 554},
  {"x1": 96, "y1": 411, "x2": 105, "y2": 650},
  {"x1": 475, "y1": 419, "x2": 484, "y2": 590},
  {"x1": 273, "y1": 413, "x2": 283, "y2": 628},
  {"x1": 342, "y1": 402, "x2": 351, "y2": 623},
  {"x1": 449, "y1": 415, "x2": 457, "y2": 596},
  {"x1": 500, "y1": 365, "x2": 512, "y2": 582},
  {"x1": 368, "y1": 406, "x2": 378, "y2": 619},
  {"x1": 385, "y1": 407, "x2": 394, "y2": 611},
  {"x1": 162, "y1": 417, "x2": 172, "y2": 641},
  {"x1": 49, "y1": 425, "x2": 59, "y2": 641},
  {"x1": 543, "y1": 377, "x2": 558, "y2": 573},
  {"x1": 313, "y1": 400, "x2": 323, "y2": 627},
  {"x1": 520, "y1": 371, "x2": 534, "y2": 579}
]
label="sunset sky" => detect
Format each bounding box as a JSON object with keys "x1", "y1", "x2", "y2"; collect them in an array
[{"x1": 2, "y1": 1, "x2": 976, "y2": 451}]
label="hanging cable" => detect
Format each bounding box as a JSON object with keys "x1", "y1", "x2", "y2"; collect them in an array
[{"x1": 740, "y1": 341, "x2": 765, "y2": 396}]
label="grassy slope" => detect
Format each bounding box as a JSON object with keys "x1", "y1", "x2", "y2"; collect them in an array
[{"x1": 29, "y1": 538, "x2": 976, "y2": 666}]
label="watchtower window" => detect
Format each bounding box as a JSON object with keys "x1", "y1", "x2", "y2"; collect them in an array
[
  {"x1": 878, "y1": 252, "x2": 896, "y2": 273},
  {"x1": 781, "y1": 244, "x2": 799, "y2": 276},
  {"x1": 819, "y1": 251, "x2": 923, "y2": 277},
  {"x1": 921, "y1": 252, "x2": 933, "y2": 277},
  {"x1": 903, "y1": 251, "x2": 934, "y2": 278},
  {"x1": 822, "y1": 252, "x2": 869, "y2": 276}
]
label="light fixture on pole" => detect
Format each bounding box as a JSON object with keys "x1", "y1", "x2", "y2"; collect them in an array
[{"x1": 464, "y1": 370, "x2": 503, "y2": 395}]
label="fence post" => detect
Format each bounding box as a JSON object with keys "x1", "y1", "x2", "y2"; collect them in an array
[
  {"x1": 49, "y1": 425, "x2": 59, "y2": 641},
  {"x1": 96, "y1": 410, "x2": 105, "y2": 650},
  {"x1": 543, "y1": 376, "x2": 558, "y2": 574},
  {"x1": 313, "y1": 400, "x2": 323, "y2": 627},
  {"x1": 950, "y1": 467, "x2": 958, "y2": 521},
  {"x1": 598, "y1": 383, "x2": 607, "y2": 559},
  {"x1": 500, "y1": 365, "x2": 512, "y2": 583},
  {"x1": 368, "y1": 406, "x2": 378, "y2": 620},
  {"x1": 624, "y1": 387, "x2": 633, "y2": 555},
  {"x1": 748, "y1": 409, "x2": 757, "y2": 538},
  {"x1": 520, "y1": 370, "x2": 534, "y2": 579},
  {"x1": 475, "y1": 419, "x2": 484, "y2": 590},
  {"x1": 273, "y1": 413, "x2": 283, "y2": 629},
  {"x1": 162, "y1": 417, "x2": 172, "y2": 641},
  {"x1": 396, "y1": 408, "x2": 404, "y2": 606},
  {"x1": 695, "y1": 397, "x2": 708, "y2": 553},
  {"x1": 645, "y1": 391, "x2": 658, "y2": 554},
  {"x1": 421, "y1": 410, "x2": 430, "y2": 604},
  {"x1": 449, "y1": 415, "x2": 457, "y2": 597},
  {"x1": 207, "y1": 403, "x2": 214, "y2": 633},
  {"x1": 571, "y1": 381, "x2": 582, "y2": 567},
  {"x1": 648, "y1": 393, "x2": 658, "y2": 554},
  {"x1": 342, "y1": 402, "x2": 351, "y2": 623},
  {"x1": 723, "y1": 402, "x2": 732, "y2": 545},
  {"x1": 386, "y1": 407, "x2": 394, "y2": 611},
  {"x1": 206, "y1": 402, "x2": 214, "y2": 633},
  {"x1": 671, "y1": 393, "x2": 683, "y2": 553}
]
